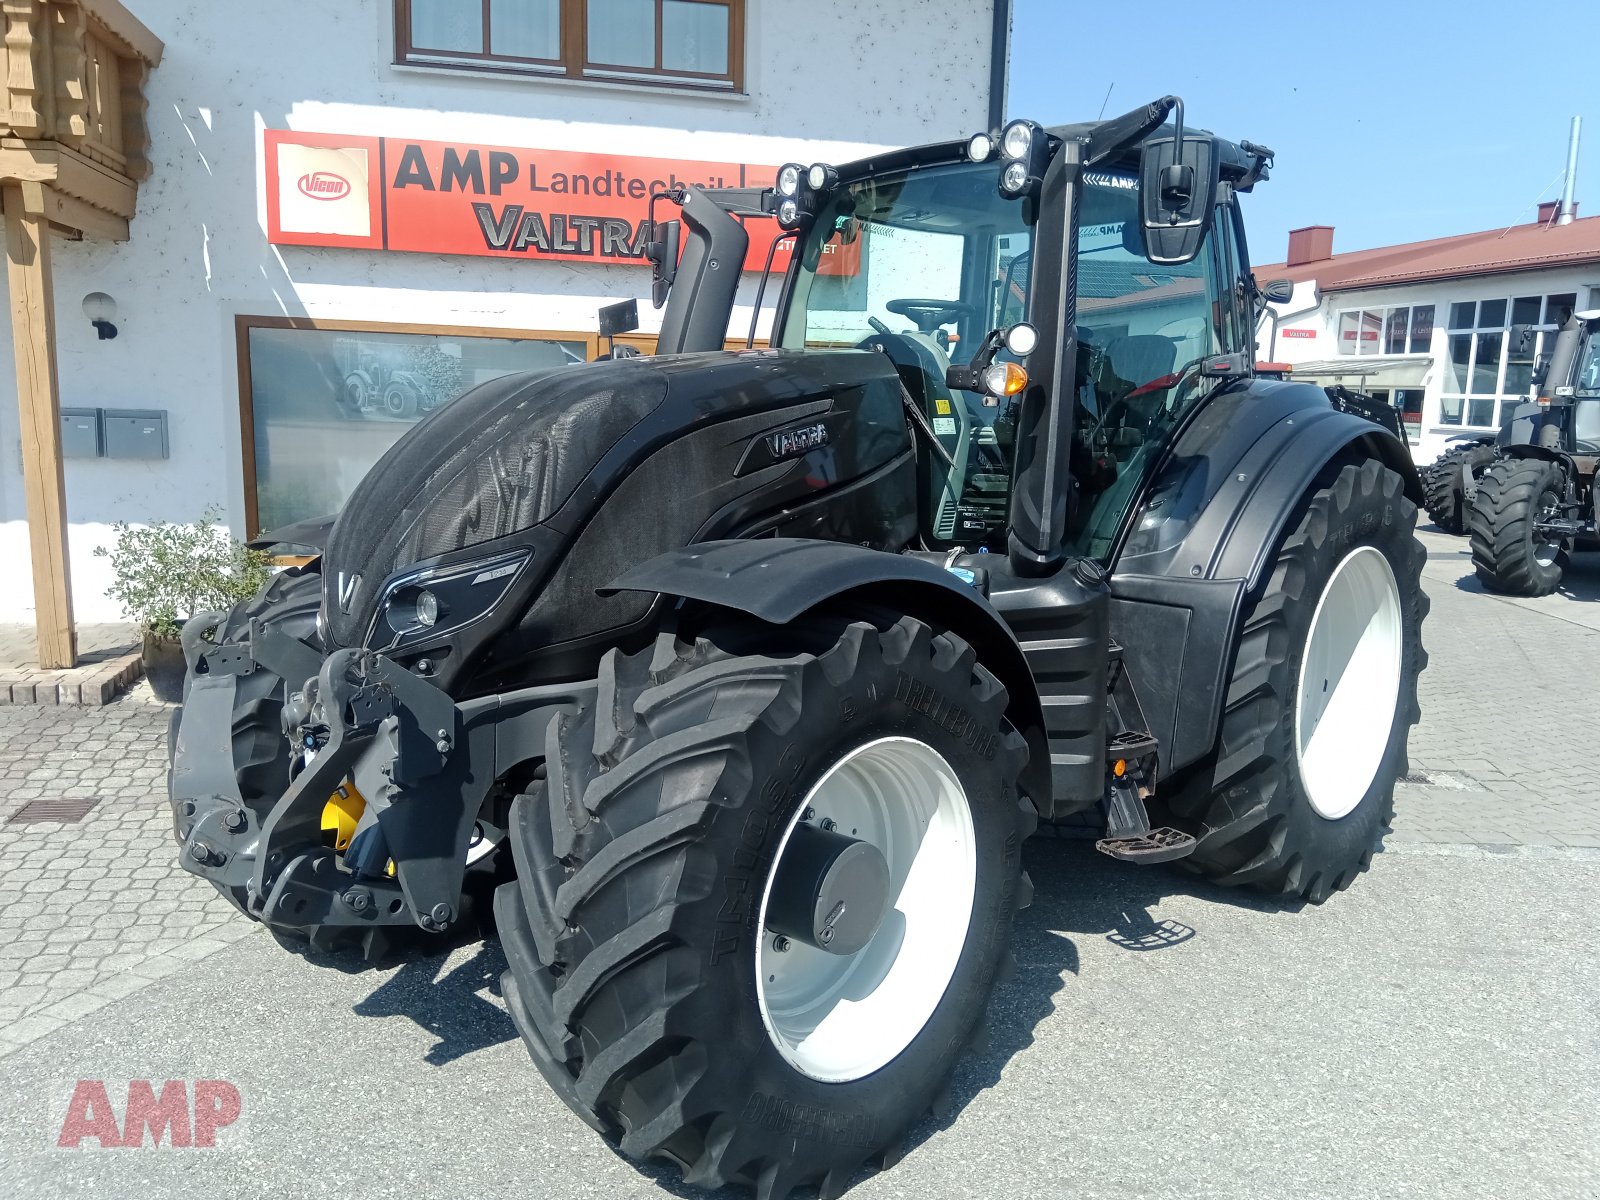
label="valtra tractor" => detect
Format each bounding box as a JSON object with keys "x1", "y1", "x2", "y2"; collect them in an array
[{"x1": 168, "y1": 98, "x2": 1427, "y2": 1199}]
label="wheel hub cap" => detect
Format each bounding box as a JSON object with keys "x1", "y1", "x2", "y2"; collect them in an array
[
  {"x1": 756, "y1": 736, "x2": 977, "y2": 1082},
  {"x1": 765, "y1": 824, "x2": 892, "y2": 956}
]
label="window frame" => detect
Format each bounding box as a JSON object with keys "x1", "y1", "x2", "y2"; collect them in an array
[
  {"x1": 1436, "y1": 291, "x2": 1575, "y2": 430},
  {"x1": 394, "y1": 0, "x2": 746, "y2": 93},
  {"x1": 235, "y1": 314, "x2": 601, "y2": 539},
  {"x1": 1332, "y1": 301, "x2": 1435, "y2": 358}
]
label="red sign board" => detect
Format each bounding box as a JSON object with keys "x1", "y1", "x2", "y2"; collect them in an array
[
  {"x1": 1281, "y1": 328, "x2": 1317, "y2": 339},
  {"x1": 264, "y1": 130, "x2": 858, "y2": 275}
]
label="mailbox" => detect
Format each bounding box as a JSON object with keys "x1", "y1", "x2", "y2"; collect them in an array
[
  {"x1": 59, "y1": 408, "x2": 101, "y2": 458},
  {"x1": 103, "y1": 409, "x2": 168, "y2": 459}
]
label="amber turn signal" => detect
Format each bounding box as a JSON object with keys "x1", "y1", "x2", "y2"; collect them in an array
[{"x1": 982, "y1": 361, "x2": 1028, "y2": 397}]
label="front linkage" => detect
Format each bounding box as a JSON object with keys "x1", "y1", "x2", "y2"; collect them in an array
[{"x1": 168, "y1": 614, "x2": 558, "y2": 942}]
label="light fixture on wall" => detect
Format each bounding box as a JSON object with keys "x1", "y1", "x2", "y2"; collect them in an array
[{"x1": 83, "y1": 292, "x2": 118, "y2": 340}]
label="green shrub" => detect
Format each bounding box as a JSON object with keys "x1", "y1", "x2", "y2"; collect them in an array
[{"x1": 94, "y1": 509, "x2": 274, "y2": 641}]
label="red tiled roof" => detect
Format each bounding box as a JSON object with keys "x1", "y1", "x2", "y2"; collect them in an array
[{"x1": 1255, "y1": 214, "x2": 1600, "y2": 292}]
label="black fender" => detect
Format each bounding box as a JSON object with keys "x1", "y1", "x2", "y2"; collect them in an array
[
  {"x1": 1110, "y1": 379, "x2": 1422, "y2": 771},
  {"x1": 604, "y1": 538, "x2": 1051, "y2": 806},
  {"x1": 1499, "y1": 441, "x2": 1579, "y2": 485}
]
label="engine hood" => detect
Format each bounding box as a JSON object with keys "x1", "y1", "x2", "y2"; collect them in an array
[{"x1": 320, "y1": 348, "x2": 898, "y2": 647}]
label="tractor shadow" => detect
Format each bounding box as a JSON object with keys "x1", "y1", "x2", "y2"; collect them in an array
[
  {"x1": 900, "y1": 834, "x2": 1307, "y2": 1163},
  {"x1": 348, "y1": 938, "x2": 519, "y2": 1065},
  {"x1": 280, "y1": 929, "x2": 521, "y2": 1065},
  {"x1": 1449, "y1": 549, "x2": 1600, "y2": 601}
]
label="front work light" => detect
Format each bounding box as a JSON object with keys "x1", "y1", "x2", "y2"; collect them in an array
[
  {"x1": 1001, "y1": 161, "x2": 1029, "y2": 194},
  {"x1": 966, "y1": 132, "x2": 995, "y2": 162},
  {"x1": 776, "y1": 163, "x2": 803, "y2": 197},
  {"x1": 807, "y1": 163, "x2": 838, "y2": 191},
  {"x1": 1004, "y1": 322, "x2": 1039, "y2": 356},
  {"x1": 1001, "y1": 120, "x2": 1034, "y2": 160},
  {"x1": 777, "y1": 198, "x2": 801, "y2": 227}
]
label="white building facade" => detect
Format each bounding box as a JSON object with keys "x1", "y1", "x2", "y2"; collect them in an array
[
  {"x1": 1255, "y1": 217, "x2": 1600, "y2": 464},
  {"x1": 0, "y1": 0, "x2": 1008, "y2": 622}
]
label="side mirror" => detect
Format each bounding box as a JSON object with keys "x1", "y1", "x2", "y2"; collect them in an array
[
  {"x1": 598, "y1": 297, "x2": 639, "y2": 339},
  {"x1": 643, "y1": 219, "x2": 681, "y2": 309},
  {"x1": 1140, "y1": 134, "x2": 1218, "y2": 266},
  {"x1": 1261, "y1": 277, "x2": 1294, "y2": 304}
]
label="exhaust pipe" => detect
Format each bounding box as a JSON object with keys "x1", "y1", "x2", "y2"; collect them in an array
[{"x1": 1558, "y1": 115, "x2": 1581, "y2": 226}]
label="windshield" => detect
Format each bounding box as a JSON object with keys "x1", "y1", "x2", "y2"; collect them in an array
[
  {"x1": 779, "y1": 158, "x2": 1036, "y2": 545},
  {"x1": 778, "y1": 157, "x2": 1225, "y2": 558},
  {"x1": 1575, "y1": 330, "x2": 1600, "y2": 395}
]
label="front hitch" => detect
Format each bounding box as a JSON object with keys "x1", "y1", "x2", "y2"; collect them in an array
[{"x1": 170, "y1": 626, "x2": 488, "y2": 936}]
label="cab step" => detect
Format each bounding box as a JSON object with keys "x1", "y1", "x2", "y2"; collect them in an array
[{"x1": 1095, "y1": 827, "x2": 1197, "y2": 863}]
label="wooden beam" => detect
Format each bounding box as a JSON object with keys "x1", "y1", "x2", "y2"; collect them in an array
[
  {"x1": 44, "y1": 182, "x2": 125, "y2": 239},
  {"x1": 4, "y1": 181, "x2": 75, "y2": 668}
]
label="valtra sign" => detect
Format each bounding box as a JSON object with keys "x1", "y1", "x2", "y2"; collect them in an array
[{"x1": 264, "y1": 130, "x2": 856, "y2": 274}]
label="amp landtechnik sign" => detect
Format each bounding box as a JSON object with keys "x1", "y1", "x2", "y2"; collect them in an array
[{"x1": 264, "y1": 130, "x2": 858, "y2": 275}]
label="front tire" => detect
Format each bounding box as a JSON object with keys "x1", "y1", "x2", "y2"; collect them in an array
[
  {"x1": 1468, "y1": 457, "x2": 1569, "y2": 596},
  {"x1": 1421, "y1": 441, "x2": 1494, "y2": 535},
  {"x1": 494, "y1": 614, "x2": 1032, "y2": 1198},
  {"x1": 1170, "y1": 459, "x2": 1427, "y2": 903}
]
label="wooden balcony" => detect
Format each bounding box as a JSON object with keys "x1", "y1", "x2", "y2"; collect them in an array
[
  {"x1": 0, "y1": 0, "x2": 163, "y2": 240},
  {"x1": 2, "y1": 1, "x2": 162, "y2": 669}
]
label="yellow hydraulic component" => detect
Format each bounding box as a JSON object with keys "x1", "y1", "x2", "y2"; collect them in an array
[{"x1": 320, "y1": 779, "x2": 366, "y2": 852}]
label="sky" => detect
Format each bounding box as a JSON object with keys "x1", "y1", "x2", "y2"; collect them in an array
[{"x1": 1009, "y1": 0, "x2": 1600, "y2": 265}]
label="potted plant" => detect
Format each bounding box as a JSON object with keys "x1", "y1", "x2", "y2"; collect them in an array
[{"x1": 95, "y1": 509, "x2": 275, "y2": 702}]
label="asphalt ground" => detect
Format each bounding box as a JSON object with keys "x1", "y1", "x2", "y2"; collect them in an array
[
  {"x1": 3, "y1": 523, "x2": 1599, "y2": 1199},
  {"x1": 1, "y1": 841, "x2": 1594, "y2": 1200}
]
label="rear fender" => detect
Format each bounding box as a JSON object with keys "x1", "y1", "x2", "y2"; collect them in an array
[
  {"x1": 604, "y1": 539, "x2": 1052, "y2": 807},
  {"x1": 1111, "y1": 392, "x2": 1421, "y2": 771},
  {"x1": 1499, "y1": 442, "x2": 1579, "y2": 487}
]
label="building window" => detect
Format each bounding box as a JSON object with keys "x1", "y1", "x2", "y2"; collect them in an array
[
  {"x1": 395, "y1": 0, "x2": 744, "y2": 92},
  {"x1": 1438, "y1": 291, "x2": 1575, "y2": 428},
  {"x1": 1335, "y1": 303, "x2": 1434, "y2": 356},
  {"x1": 238, "y1": 316, "x2": 598, "y2": 537}
]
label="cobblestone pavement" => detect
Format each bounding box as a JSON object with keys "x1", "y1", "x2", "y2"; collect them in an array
[
  {"x1": 0, "y1": 688, "x2": 249, "y2": 1056},
  {"x1": 1394, "y1": 527, "x2": 1600, "y2": 847},
  {"x1": 0, "y1": 530, "x2": 1597, "y2": 1067}
]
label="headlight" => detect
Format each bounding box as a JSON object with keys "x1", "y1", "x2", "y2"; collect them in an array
[
  {"x1": 372, "y1": 549, "x2": 530, "y2": 650},
  {"x1": 777, "y1": 197, "x2": 800, "y2": 227},
  {"x1": 1001, "y1": 161, "x2": 1029, "y2": 193},
  {"x1": 1001, "y1": 121, "x2": 1033, "y2": 160},
  {"x1": 414, "y1": 589, "x2": 439, "y2": 627},
  {"x1": 966, "y1": 132, "x2": 995, "y2": 162},
  {"x1": 776, "y1": 163, "x2": 802, "y2": 197}
]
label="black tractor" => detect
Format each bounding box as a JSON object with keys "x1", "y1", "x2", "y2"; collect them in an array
[
  {"x1": 168, "y1": 98, "x2": 1427, "y2": 1199},
  {"x1": 1469, "y1": 311, "x2": 1600, "y2": 594}
]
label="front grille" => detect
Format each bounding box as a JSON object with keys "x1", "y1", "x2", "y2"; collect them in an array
[{"x1": 322, "y1": 363, "x2": 668, "y2": 646}]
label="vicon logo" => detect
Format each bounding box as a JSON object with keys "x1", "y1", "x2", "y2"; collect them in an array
[{"x1": 297, "y1": 170, "x2": 351, "y2": 201}]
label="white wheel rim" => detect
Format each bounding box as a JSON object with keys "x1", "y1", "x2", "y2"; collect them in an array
[
  {"x1": 1295, "y1": 545, "x2": 1404, "y2": 820},
  {"x1": 755, "y1": 736, "x2": 976, "y2": 1082}
]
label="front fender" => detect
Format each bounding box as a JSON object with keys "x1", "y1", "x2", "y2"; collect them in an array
[{"x1": 604, "y1": 538, "x2": 1053, "y2": 807}]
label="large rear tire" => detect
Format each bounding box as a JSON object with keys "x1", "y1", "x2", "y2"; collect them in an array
[
  {"x1": 495, "y1": 614, "x2": 1032, "y2": 1198},
  {"x1": 1468, "y1": 457, "x2": 1569, "y2": 596},
  {"x1": 1169, "y1": 458, "x2": 1427, "y2": 903},
  {"x1": 1421, "y1": 441, "x2": 1494, "y2": 535}
]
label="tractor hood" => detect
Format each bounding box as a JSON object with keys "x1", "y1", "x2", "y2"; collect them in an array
[{"x1": 319, "y1": 349, "x2": 901, "y2": 649}]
